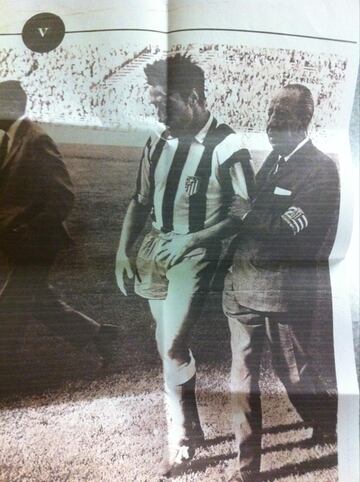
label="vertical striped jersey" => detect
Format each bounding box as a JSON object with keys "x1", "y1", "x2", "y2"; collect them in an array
[{"x1": 133, "y1": 114, "x2": 255, "y2": 234}]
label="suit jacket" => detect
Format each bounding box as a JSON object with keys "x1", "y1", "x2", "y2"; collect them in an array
[
  {"x1": 231, "y1": 139, "x2": 340, "y2": 312},
  {"x1": 0, "y1": 118, "x2": 74, "y2": 263}
]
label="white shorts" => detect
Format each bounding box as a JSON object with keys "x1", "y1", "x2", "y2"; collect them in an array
[{"x1": 135, "y1": 228, "x2": 220, "y2": 300}]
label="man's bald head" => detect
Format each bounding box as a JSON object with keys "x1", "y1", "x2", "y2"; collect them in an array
[
  {"x1": 267, "y1": 84, "x2": 314, "y2": 155},
  {"x1": 281, "y1": 84, "x2": 314, "y2": 128}
]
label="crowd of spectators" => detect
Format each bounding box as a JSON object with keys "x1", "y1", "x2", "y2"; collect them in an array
[
  {"x1": 0, "y1": 42, "x2": 347, "y2": 135},
  {"x1": 0, "y1": 44, "x2": 157, "y2": 128},
  {"x1": 171, "y1": 44, "x2": 347, "y2": 135}
]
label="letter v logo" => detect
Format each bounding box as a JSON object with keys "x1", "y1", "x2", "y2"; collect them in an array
[
  {"x1": 38, "y1": 27, "x2": 49, "y2": 38},
  {"x1": 23, "y1": 13, "x2": 65, "y2": 53}
]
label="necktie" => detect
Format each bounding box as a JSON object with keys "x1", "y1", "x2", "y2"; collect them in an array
[
  {"x1": 277, "y1": 155, "x2": 286, "y2": 171},
  {"x1": 0, "y1": 133, "x2": 9, "y2": 167},
  {"x1": 270, "y1": 155, "x2": 286, "y2": 177}
]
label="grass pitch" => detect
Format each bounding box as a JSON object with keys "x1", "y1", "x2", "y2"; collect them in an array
[{"x1": 0, "y1": 143, "x2": 338, "y2": 481}]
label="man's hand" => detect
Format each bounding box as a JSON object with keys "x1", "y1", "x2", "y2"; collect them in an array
[
  {"x1": 115, "y1": 253, "x2": 139, "y2": 296},
  {"x1": 229, "y1": 195, "x2": 252, "y2": 223},
  {"x1": 156, "y1": 233, "x2": 197, "y2": 268}
]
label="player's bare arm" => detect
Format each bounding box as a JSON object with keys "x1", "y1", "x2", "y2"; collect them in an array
[{"x1": 116, "y1": 199, "x2": 151, "y2": 295}]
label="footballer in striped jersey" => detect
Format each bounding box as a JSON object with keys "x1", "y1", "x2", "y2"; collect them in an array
[{"x1": 116, "y1": 54, "x2": 255, "y2": 476}]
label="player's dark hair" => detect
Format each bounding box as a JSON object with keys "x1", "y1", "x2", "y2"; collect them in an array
[
  {"x1": 283, "y1": 83, "x2": 314, "y2": 127},
  {"x1": 0, "y1": 80, "x2": 27, "y2": 113},
  {"x1": 144, "y1": 54, "x2": 206, "y2": 103}
]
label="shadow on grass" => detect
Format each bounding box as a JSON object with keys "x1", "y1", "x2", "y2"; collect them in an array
[
  {"x1": 169, "y1": 434, "x2": 337, "y2": 481},
  {"x1": 260, "y1": 452, "x2": 338, "y2": 482},
  {"x1": 262, "y1": 438, "x2": 314, "y2": 455},
  {"x1": 202, "y1": 434, "x2": 234, "y2": 448},
  {"x1": 263, "y1": 421, "x2": 305, "y2": 434},
  {"x1": 171, "y1": 451, "x2": 237, "y2": 478}
]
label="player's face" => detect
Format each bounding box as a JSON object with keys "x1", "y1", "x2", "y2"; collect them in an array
[
  {"x1": 149, "y1": 84, "x2": 167, "y2": 125},
  {"x1": 266, "y1": 90, "x2": 307, "y2": 155},
  {"x1": 149, "y1": 84, "x2": 193, "y2": 136}
]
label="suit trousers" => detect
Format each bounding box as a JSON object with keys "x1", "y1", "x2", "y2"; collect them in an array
[
  {"x1": 0, "y1": 253, "x2": 100, "y2": 357},
  {"x1": 223, "y1": 273, "x2": 337, "y2": 473}
]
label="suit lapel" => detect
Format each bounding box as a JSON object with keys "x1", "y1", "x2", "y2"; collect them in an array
[
  {"x1": 255, "y1": 150, "x2": 278, "y2": 195},
  {"x1": 254, "y1": 141, "x2": 314, "y2": 202},
  {"x1": 285, "y1": 139, "x2": 314, "y2": 166},
  {"x1": 273, "y1": 139, "x2": 314, "y2": 182}
]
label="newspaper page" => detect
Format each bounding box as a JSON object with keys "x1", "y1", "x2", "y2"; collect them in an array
[{"x1": 0, "y1": 1, "x2": 358, "y2": 481}]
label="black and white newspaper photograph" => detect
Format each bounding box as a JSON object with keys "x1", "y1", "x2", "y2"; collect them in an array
[{"x1": 0, "y1": 1, "x2": 359, "y2": 481}]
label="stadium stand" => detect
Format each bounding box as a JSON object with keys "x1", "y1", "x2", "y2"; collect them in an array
[{"x1": 0, "y1": 43, "x2": 347, "y2": 135}]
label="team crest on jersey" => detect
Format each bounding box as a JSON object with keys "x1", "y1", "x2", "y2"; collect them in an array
[{"x1": 185, "y1": 176, "x2": 201, "y2": 196}]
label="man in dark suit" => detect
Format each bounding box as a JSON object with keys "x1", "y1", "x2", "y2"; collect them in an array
[
  {"x1": 223, "y1": 84, "x2": 340, "y2": 481},
  {"x1": 0, "y1": 80, "x2": 117, "y2": 376}
]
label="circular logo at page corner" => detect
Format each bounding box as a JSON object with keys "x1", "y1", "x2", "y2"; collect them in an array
[{"x1": 22, "y1": 12, "x2": 65, "y2": 53}]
